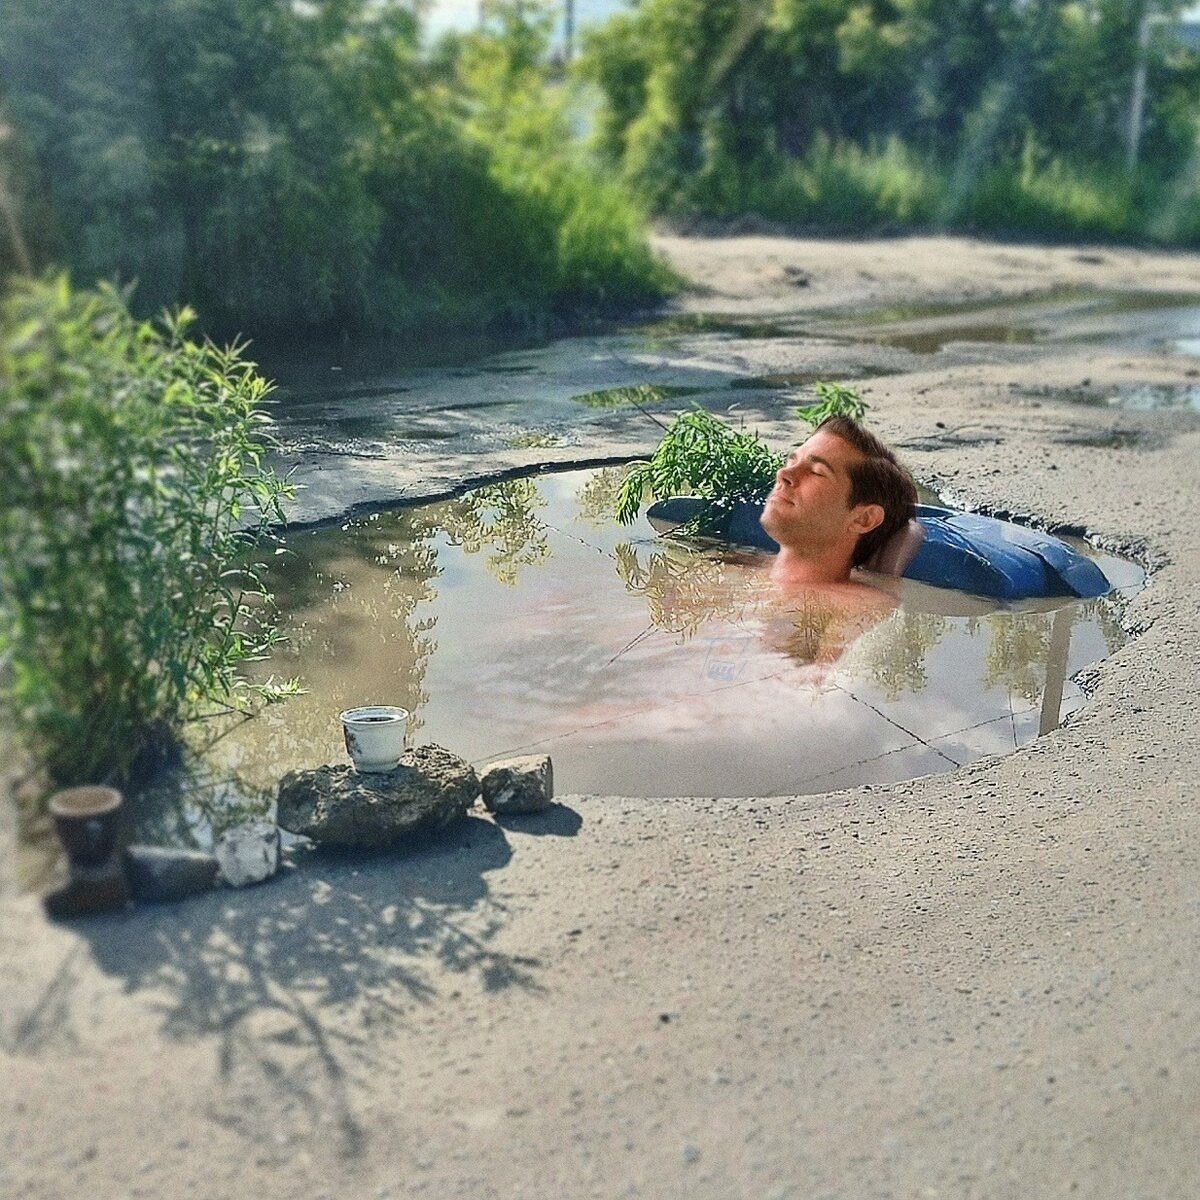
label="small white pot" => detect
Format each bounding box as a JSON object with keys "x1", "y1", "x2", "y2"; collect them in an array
[{"x1": 340, "y1": 706, "x2": 409, "y2": 773}]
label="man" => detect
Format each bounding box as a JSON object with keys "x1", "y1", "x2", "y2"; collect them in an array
[{"x1": 760, "y1": 416, "x2": 918, "y2": 595}]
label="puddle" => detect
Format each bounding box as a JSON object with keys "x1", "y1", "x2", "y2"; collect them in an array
[
  {"x1": 1109, "y1": 383, "x2": 1200, "y2": 411},
  {"x1": 506, "y1": 431, "x2": 563, "y2": 448},
  {"x1": 259, "y1": 329, "x2": 550, "y2": 381},
  {"x1": 729, "y1": 367, "x2": 891, "y2": 390},
  {"x1": 335, "y1": 417, "x2": 460, "y2": 440},
  {"x1": 844, "y1": 289, "x2": 1200, "y2": 357},
  {"x1": 841, "y1": 288, "x2": 1091, "y2": 325},
  {"x1": 185, "y1": 467, "x2": 1141, "y2": 804},
  {"x1": 847, "y1": 288, "x2": 1200, "y2": 326},
  {"x1": 276, "y1": 385, "x2": 413, "y2": 407},
  {"x1": 633, "y1": 313, "x2": 806, "y2": 340},
  {"x1": 872, "y1": 324, "x2": 1038, "y2": 354},
  {"x1": 571, "y1": 383, "x2": 707, "y2": 408}
]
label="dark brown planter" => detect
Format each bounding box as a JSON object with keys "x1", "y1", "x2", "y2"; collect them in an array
[{"x1": 47, "y1": 785, "x2": 123, "y2": 870}]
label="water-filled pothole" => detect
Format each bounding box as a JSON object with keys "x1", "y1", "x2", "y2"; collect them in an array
[
  {"x1": 570, "y1": 383, "x2": 707, "y2": 408},
  {"x1": 729, "y1": 367, "x2": 891, "y2": 390},
  {"x1": 204, "y1": 467, "x2": 1141, "y2": 803},
  {"x1": 634, "y1": 313, "x2": 807, "y2": 340},
  {"x1": 871, "y1": 324, "x2": 1038, "y2": 354},
  {"x1": 1057, "y1": 383, "x2": 1200, "y2": 412}
]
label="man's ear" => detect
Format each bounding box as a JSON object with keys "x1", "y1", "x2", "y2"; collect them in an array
[{"x1": 849, "y1": 503, "x2": 885, "y2": 536}]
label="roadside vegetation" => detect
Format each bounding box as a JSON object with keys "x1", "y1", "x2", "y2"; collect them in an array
[
  {"x1": 580, "y1": 0, "x2": 1200, "y2": 244},
  {"x1": 0, "y1": 277, "x2": 296, "y2": 789},
  {"x1": 0, "y1": 0, "x2": 671, "y2": 342},
  {"x1": 3, "y1": 1, "x2": 1197, "y2": 344}
]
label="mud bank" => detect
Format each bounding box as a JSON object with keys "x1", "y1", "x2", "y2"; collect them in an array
[{"x1": 2, "y1": 235, "x2": 1198, "y2": 1200}]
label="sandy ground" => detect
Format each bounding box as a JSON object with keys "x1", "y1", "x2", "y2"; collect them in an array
[{"x1": 2, "y1": 235, "x2": 1199, "y2": 1200}]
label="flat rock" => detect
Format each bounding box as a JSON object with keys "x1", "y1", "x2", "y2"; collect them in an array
[
  {"x1": 481, "y1": 754, "x2": 554, "y2": 815},
  {"x1": 214, "y1": 819, "x2": 280, "y2": 888},
  {"x1": 276, "y1": 744, "x2": 479, "y2": 848},
  {"x1": 123, "y1": 845, "x2": 219, "y2": 903}
]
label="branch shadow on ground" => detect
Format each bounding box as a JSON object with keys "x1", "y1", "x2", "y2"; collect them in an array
[{"x1": 66, "y1": 813, "x2": 543, "y2": 1158}]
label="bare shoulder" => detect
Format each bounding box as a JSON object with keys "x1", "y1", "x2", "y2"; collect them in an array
[{"x1": 772, "y1": 576, "x2": 897, "y2": 619}]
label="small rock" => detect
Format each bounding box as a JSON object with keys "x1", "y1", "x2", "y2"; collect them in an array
[
  {"x1": 215, "y1": 819, "x2": 280, "y2": 887},
  {"x1": 124, "y1": 845, "x2": 219, "y2": 903},
  {"x1": 277, "y1": 745, "x2": 479, "y2": 847},
  {"x1": 480, "y1": 754, "x2": 553, "y2": 815}
]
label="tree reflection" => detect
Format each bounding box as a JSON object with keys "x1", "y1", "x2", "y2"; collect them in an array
[
  {"x1": 983, "y1": 610, "x2": 1056, "y2": 704},
  {"x1": 614, "y1": 541, "x2": 755, "y2": 640},
  {"x1": 575, "y1": 463, "x2": 641, "y2": 528},
  {"x1": 204, "y1": 479, "x2": 553, "y2": 787},
  {"x1": 845, "y1": 609, "x2": 951, "y2": 699},
  {"x1": 203, "y1": 512, "x2": 444, "y2": 788},
  {"x1": 438, "y1": 478, "x2": 550, "y2": 585}
]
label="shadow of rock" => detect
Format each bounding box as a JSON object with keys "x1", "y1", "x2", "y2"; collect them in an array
[
  {"x1": 62, "y1": 814, "x2": 538, "y2": 1158},
  {"x1": 491, "y1": 802, "x2": 583, "y2": 838}
]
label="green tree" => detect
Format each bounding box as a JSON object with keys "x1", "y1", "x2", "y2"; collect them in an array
[
  {"x1": 0, "y1": 0, "x2": 669, "y2": 337},
  {"x1": 580, "y1": 0, "x2": 1200, "y2": 238}
]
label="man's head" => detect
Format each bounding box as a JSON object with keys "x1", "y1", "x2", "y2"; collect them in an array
[{"x1": 760, "y1": 417, "x2": 917, "y2": 570}]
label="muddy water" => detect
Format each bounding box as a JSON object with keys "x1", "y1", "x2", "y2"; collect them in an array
[
  {"x1": 207, "y1": 468, "x2": 1140, "y2": 802},
  {"x1": 259, "y1": 288, "x2": 1200, "y2": 477}
]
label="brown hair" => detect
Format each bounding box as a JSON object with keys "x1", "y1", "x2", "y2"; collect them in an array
[{"x1": 816, "y1": 416, "x2": 917, "y2": 566}]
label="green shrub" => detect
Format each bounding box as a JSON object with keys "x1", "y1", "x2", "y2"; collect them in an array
[
  {"x1": 952, "y1": 149, "x2": 1136, "y2": 240},
  {"x1": 0, "y1": 276, "x2": 296, "y2": 790},
  {"x1": 686, "y1": 138, "x2": 942, "y2": 230},
  {"x1": 614, "y1": 384, "x2": 870, "y2": 528},
  {"x1": 795, "y1": 381, "x2": 869, "y2": 427},
  {"x1": 614, "y1": 408, "x2": 784, "y2": 528}
]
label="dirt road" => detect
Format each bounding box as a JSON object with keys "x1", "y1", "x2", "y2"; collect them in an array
[{"x1": 3, "y1": 234, "x2": 1198, "y2": 1200}]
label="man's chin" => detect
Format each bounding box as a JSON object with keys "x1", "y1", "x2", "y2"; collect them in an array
[{"x1": 759, "y1": 503, "x2": 784, "y2": 539}]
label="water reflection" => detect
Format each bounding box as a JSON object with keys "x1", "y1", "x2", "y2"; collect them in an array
[
  {"x1": 70, "y1": 467, "x2": 1136, "y2": 820},
  {"x1": 613, "y1": 543, "x2": 754, "y2": 640},
  {"x1": 438, "y1": 478, "x2": 551, "y2": 585},
  {"x1": 846, "y1": 610, "x2": 950, "y2": 700},
  {"x1": 575, "y1": 463, "x2": 640, "y2": 528}
]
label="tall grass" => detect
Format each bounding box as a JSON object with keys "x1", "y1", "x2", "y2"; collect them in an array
[
  {"x1": 949, "y1": 146, "x2": 1137, "y2": 240},
  {"x1": 680, "y1": 135, "x2": 1199, "y2": 247},
  {"x1": 690, "y1": 137, "x2": 942, "y2": 229}
]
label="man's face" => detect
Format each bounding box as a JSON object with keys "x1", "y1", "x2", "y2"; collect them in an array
[{"x1": 760, "y1": 429, "x2": 872, "y2": 552}]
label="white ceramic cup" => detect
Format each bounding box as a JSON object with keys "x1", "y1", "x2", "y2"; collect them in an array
[{"x1": 340, "y1": 706, "x2": 409, "y2": 772}]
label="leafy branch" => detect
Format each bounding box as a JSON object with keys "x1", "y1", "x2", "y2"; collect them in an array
[
  {"x1": 614, "y1": 408, "x2": 783, "y2": 528},
  {"x1": 795, "y1": 381, "x2": 868, "y2": 427},
  {"x1": 0, "y1": 276, "x2": 299, "y2": 791},
  {"x1": 613, "y1": 382, "x2": 869, "y2": 528}
]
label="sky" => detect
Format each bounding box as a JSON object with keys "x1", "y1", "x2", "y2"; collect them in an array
[
  {"x1": 423, "y1": 0, "x2": 1200, "y2": 39},
  {"x1": 424, "y1": 0, "x2": 627, "y2": 41}
]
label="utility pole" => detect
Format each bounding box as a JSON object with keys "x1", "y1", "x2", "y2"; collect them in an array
[
  {"x1": 0, "y1": 124, "x2": 33, "y2": 275},
  {"x1": 1126, "y1": 3, "x2": 1164, "y2": 171},
  {"x1": 564, "y1": 0, "x2": 575, "y2": 62}
]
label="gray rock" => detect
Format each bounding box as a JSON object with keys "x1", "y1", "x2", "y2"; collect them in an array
[
  {"x1": 480, "y1": 754, "x2": 554, "y2": 815},
  {"x1": 277, "y1": 744, "x2": 479, "y2": 848},
  {"x1": 214, "y1": 818, "x2": 280, "y2": 887},
  {"x1": 123, "y1": 845, "x2": 219, "y2": 903}
]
